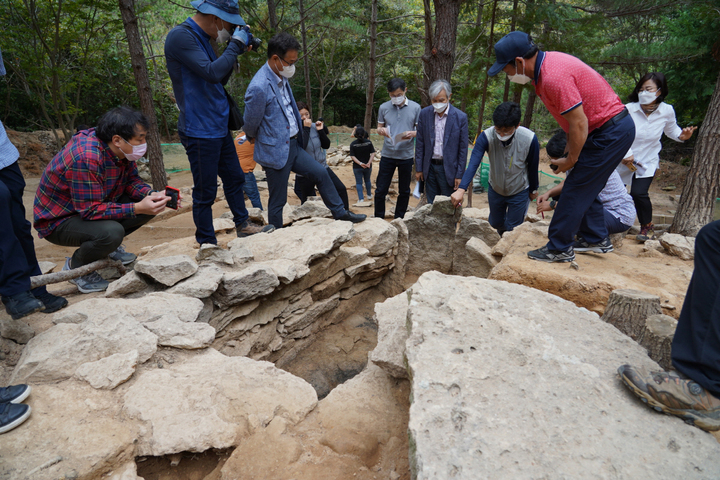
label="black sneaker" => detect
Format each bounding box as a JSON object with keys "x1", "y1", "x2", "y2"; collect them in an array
[
  {"x1": 337, "y1": 211, "x2": 367, "y2": 223},
  {"x1": 1, "y1": 291, "x2": 44, "y2": 320},
  {"x1": 527, "y1": 245, "x2": 575, "y2": 263},
  {"x1": 33, "y1": 291, "x2": 68, "y2": 314},
  {"x1": 0, "y1": 385, "x2": 31, "y2": 404},
  {"x1": 573, "y1": 236, "x2": 614, "y2": 254},
  {"x1": 0, "y1": 403, "x2": 31, "y2": 434}
]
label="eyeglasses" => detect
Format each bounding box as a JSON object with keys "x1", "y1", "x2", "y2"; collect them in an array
[{"x1": 277, "y1": 56, "x2": 297, "y2": 67}]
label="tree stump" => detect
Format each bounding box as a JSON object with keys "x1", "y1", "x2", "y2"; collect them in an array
[
  {"x1": 600, "y1": 289, "x2": 662, "y2": 340},
  {"x1": 637, "y1": 314, "x2": 678, "y2": 371}
]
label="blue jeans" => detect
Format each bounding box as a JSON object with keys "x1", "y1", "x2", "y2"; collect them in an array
[
  {"x1": 180, "y1": 131, "x2": 249, "y2": 245},
  {"x1": 353, "y1": 166, "x2": 372, "y2": 201},
  {"x1": 425, "y1": 163, "x2": 454, "y2": 204},
  {"x1": 488, "y1": 185, "x2": 530, "y2": 236},
  {"x1": 374, "y1": 157, "x2": 413, "y2": 219},
  {"x1": 547, "y1": 115, "x2": 636, "y2": 251},
  {"x1": 265, "y1": 138, "x2": 346, "y2": 229},
  {"x1": 0, "y1": 161, "x2": 47, "y2": 298},
  {"x1": 243, "y1": 172, "x2": 263, "y2": 210}
]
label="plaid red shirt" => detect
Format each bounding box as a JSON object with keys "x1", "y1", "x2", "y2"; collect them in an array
[{"x1": 33, "y1": 128, "x2": 152, "y2": 238}]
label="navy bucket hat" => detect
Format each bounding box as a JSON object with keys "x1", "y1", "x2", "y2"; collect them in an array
[
  {"x1": 190, "y1": 0, "x2": 246, "y2": 26},
  {"x1": 488, "y1": 31, "x2": 535, "y2": 77}
]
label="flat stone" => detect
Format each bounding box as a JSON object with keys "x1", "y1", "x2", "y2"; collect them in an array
[
  {"x1": 75, "y1": 350, "x2": 139, "y2": 389},
  {"x1": 123, "y1": 348, "x2": 318, "y2": 456},
  {"x1": 456, "y1": 236, "x2": 498, "y2": 278},
  {"x1": 256, "y1": 259, "x2": 310, "y2": 284},
  {"x1": 167, "y1": 264, "x2": 224, "y2": 298},
  {"x1": 659, "y1": 233, "x2": 695, "y2": 260},
  {"x1": 54, "y1": 292, "x2": 205, "y2": 324},
  {"x1": 213, "y1": 264, "x2": 280, "y2": 309},
  {"x1": 345, "y1": 217, "x2": 399, "y2": 256},
  {"x1": 11, "y1": 313, "x2": 157, "y2": 384},
  {"x1": 228, "y1": 218, "x2": 354, "y2": 266},
  {"x1": 451, "y1": 217, "x2": 501, "y2": 275},
  {"x1": 196, "y1": 243, "x2": 235, "y2": 265},
  {"x1": 288, "y1": 201, "x2": 333, "y2": 222},
  {"x1": 461, "y1": 207, "x2": 489, "y2": 221},
  {"x1": 247, "y1": 208, "x2": 266, "y2": 224},
  {"x1": 0, "y1": 316, "x2": 35, "y2": 344},
  {"x1": 105, "y1": 270, "x2": 149, "y2": 298},
  {"x1": 38, "y1": 261, "x2": 56, "y2": 274},
  {"x1": 134, "y1": 255, "x2": 199, "y2": 287},
  {"x1": 370, "y1": 292, "x2": 409, "y2": 379},
  {"x1": 143, "y1": 314, "x2": 216, "y2": 349},
  {"x1": 405, "y1": 271, "x2": 720, "y2": 479},
  {"x1": 213, "y1": 218, "x2": 236, "y2": 233}
]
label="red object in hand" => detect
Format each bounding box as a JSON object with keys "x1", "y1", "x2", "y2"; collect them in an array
[{"x1": 165, "y1": 186, "x2": 180, "y2": 210}]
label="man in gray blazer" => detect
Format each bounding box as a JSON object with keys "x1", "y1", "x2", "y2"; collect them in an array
[
  {"x1": 243, "y1": 32, "x2": 365, "y2": 229},
  {"x1": 415, "y1": 79, "x2": 469, "y2": 203}
]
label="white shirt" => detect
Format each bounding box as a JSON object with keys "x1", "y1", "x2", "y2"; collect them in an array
[
  {"x1": 618, "y1": 102, "x2": 683, "y2": 179},
  {"x1": 432, "y1": 104, "x2": 450, "y2": 159},
  {"x1": 269, "y1": 65, "x2": 299, "y2": 138}
]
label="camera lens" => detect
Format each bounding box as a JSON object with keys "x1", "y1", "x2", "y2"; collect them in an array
[{"x1": 249, "y1": 37, "x2": 262, "y2": 50}]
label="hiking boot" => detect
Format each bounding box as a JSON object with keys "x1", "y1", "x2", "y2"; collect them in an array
[
  {"x1": 618, "y1": 364, "x2": 720, "y2": 431},
  {"x1": 63, "y1": 258, "x2": 109, "y2": 294},
  {"x1": 108, "y1": 244, "x2": 137, "y2": 265},
  {"x1": 636, "y1": 223, "x2": 656, "y2": 243},
  {"x1": 1, "y1": 291, "x2": 44, "y2": 320},
  {"x1": 33, "y1": 290, "x2": 68, "y2": 314},
  {"x1": 573, "y1": 236, "x2": 614, "y2": 254},
  {"x1": 337, "y1": 211, "x2": 367, "y2": 223},
  {"x1": 237, "y1": 220, "x2": 275, "y2": 238},
  {"x1": 527, "y1": 245, "x2": 575, "y2": 263},
  {"x1": 0, "y1": 385, "x2": 31, "y2": 404},
  {"x1": 0, "y1": 403, "x2": 31, "y2": 434}
]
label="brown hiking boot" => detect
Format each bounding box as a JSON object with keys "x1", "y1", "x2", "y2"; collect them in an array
[
  {"x1": 636, "y1": 223, "x2": 656, "y2": 243},
  {"x1": 237, "y1": 220, "x2": 275, "y2": 238},
  {"x1": 618, "y1": 364, "x2": 720, "y2": 431}
]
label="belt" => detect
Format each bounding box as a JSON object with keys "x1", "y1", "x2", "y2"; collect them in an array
[
  {"x1": 594, "y1": 108, "x2": 629, "y2": 135},
  {"x1": 431, "y1": 158, "x2": 443, "y2": 165},
  {"x1": 290, "y1": 133, "x2": 298, "y2": 139}
]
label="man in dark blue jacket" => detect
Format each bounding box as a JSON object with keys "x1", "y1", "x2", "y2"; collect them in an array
[
  {"x1": 415, "y1": 79, "x2": 469, "y2": 204},
  {"x1": 165, "y1": 0, "x2": 273, "y2": 244}
]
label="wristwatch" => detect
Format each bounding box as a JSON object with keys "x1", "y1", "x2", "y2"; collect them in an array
[{"x1": 550, "y1": 199, "x2": 557, "y2": 210}]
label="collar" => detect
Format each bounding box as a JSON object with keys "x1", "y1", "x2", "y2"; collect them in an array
[
  {"x1": 394, "y1": 97, "x2": 409, "y2": 108},
  {"x1": 533, "y1": 50, "x2": 546, "y2": 85},
  {"x1": 267, "y1": 62, "x2": 285, "y2": 87}
]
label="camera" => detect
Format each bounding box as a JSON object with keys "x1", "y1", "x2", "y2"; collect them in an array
[{"x1": 248, "y1": 36, "x2": 262, "y2": 51}]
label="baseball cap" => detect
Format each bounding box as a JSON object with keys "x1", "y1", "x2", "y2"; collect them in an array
[
  {"x1": 488, "y1": 31, "x2": 535, "y2": 77},
  {"x1": 190, "y1": 0, "x2": 245, "y2": 26}
]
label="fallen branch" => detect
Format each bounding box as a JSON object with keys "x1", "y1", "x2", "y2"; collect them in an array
[{"x1": 30, "y1": 259, "x2": 126, "y2": 289}]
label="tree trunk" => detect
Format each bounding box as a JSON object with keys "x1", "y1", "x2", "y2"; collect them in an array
[
  {"x1": 364, "y1": 0, "x2": 378, "y2": 131},
  {"x1": 636, "y1": 314, "x2": 678, "y2": 371},
  {"x1": 421, "y1": 0, "x2": 463, "y2": 104},
  {"x1": 477, "y1": 0, "x2": 498, "y2": 136},
  {"x1": 522, "y1": 89, "x2": 536, "y2": 128},
  {"x1": 298, "y1": 0, "x2": 312, "y2": 111},
  {"x1": 600, "y1": 289, "x2": 663, "y2": 341},
  {"x1": 267, "y1": 0, "x2": 279, "y2": 31},
  {"x1": 669, "y1": 70, "x2": 720, "y2": 236},
  {"x1": 119, "y1": 0, "x2": 167, "y2": 190}
]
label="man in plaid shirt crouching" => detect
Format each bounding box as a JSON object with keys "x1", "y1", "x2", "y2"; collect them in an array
[{"x1": 34, "y1": 107, "x2": 172, "y2": 293}]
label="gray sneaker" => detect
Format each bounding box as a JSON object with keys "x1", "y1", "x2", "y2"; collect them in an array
[
  {"x1": 527, "y1": 245, "x2": 575, "y2": 263},
  {"x1": 108, "y1": 245, "x2": 137, "y2": 265},
  {"x1": 63, "y1": 258, "x2": 109, "y2": 293},
  {"x1": 573, "y1": 236, "x2": 614, "y2": 254}
]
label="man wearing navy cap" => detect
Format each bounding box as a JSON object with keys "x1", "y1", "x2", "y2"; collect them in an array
[
  {"x1": 488, "y1": 31, "x2": 635, "y2": 262},
  {"x1": 165, "y1": 0, "x2": 274, "y2": 245}
]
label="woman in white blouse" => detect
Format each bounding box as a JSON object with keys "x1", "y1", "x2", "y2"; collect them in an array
[{"x1": 618, "y1": 72, "x2": 696, "y2": 242}]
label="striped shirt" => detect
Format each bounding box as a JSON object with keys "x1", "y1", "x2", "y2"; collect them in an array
[
  {"x1": 599, "y1": 170, "x2": 636, "y2": 226},
  {"x1": 0, "y1": 119, "x2": 20, "y2": 170},
  {"x1": 33, "y1": 129, "x2": 152, "y2": 238}
]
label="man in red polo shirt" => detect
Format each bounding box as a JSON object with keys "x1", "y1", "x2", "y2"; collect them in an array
[{"x1": 488, "y1": 32, "x2": 635, "y2": 262}]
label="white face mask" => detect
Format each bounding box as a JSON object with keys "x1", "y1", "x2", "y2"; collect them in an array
[
  {"x1": 432, "y1": 102, "x2": 448, "y2": 114},
  {"x1": 391, "y1": 95, "x2": 405, "y2": 106},
  {"x1": 496, "y1": 130, "x2": 515, "y2": 142},
  {"x1": 638, "y1": 90, "x2": 658, "y2": 105},
  {"x1": 508, "y1": 60, "x2": 532, "y2": 85},
  {"x1": 216, "y1": 21, "x2": 231, "y2": 44},
  {"x1": 275, "y1": 58, "x2": 295, "y2": 79}
]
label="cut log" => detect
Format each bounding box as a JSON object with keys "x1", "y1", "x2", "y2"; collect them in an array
[
  {"x1": 30, "y1": 259, "x2": 126, "y2": 289},
  {"x1": 600, "y1": 289, "x2": 662, "y2": 340},
  {"x1": 637, "y1": 314, "x2": 678, "y2": 371}
]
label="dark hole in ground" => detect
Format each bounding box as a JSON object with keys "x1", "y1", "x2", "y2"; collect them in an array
[{"x1": 136, "y1": 448, "x2": 233, "y2": 480}]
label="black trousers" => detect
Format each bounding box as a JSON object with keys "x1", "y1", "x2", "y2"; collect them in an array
[
  {"x1": 672, "y1": 220, "x2": 720, "y2": 397},
  {"x1": 374, "y1": 157, "x2": 413, "y2": 219},
  {"x1": 630, "y1": 175, "x2": 654, "y2": 226},
  {"x1": 294, "y1": 167, "x2": 349, "y2": 210},
  {"x1": 45, "y1": 194, "x2": 153, "y2": 268}
]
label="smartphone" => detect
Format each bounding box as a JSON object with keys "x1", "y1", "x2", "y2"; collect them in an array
[{"x1": 165, "y1": 186, "x2": 180, "y2": 210}]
